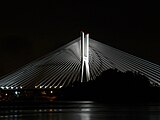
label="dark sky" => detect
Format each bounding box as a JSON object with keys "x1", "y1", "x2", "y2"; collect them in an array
[{"x1": 0, "y1": 1, "x2": 160, "y2": 76}]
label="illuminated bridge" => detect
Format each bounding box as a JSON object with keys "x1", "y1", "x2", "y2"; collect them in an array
[{"x1": 0, "y1": 32, "x2": 160, "y2": 90}]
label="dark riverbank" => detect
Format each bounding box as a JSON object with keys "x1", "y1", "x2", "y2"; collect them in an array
[{"x1": 0, "y1": 69, "x2": 160, "y2": 105}]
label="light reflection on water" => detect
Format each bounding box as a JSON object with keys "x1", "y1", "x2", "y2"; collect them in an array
[{"x1": 1, "y1": 101, "x2": 160, "y2": 120}]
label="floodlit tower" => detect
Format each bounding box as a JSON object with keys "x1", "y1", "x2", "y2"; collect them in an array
[{"x1": 80, "y1": 32, "x2": 90, "y2": 82}]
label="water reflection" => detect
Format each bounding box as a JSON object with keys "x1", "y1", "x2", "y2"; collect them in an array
[{"x1": 1, "y1": 101, "x2": 160, "y2": 120}]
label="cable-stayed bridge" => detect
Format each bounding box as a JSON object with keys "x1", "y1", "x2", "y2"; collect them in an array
[{"x1": 0, "y1": 32, "x2": 160, "y2": 90}]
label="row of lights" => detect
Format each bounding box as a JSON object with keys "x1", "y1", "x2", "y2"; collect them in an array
[
  {"x1": 0, "y1": 86, "x2": 23, "y2": 90},
  {"x1": 34, "y1": 85, "x2": 63, "y2": 89},
  {"x1": 0, "y1": 85, "x2": 64, "y2": 89}
]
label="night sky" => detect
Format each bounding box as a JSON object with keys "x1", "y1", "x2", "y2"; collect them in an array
[{"x1": 0, "y1": 1, "x2": 160, "y2": 76}]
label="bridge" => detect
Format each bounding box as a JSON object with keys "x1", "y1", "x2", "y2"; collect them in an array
[{"x1": 0, "y1": 32, "x2": 160, "y2": 90}]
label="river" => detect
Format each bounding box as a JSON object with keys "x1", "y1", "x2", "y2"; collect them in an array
[{"x1": 0, "y1": 101, "x2": 160, "y2": 120}]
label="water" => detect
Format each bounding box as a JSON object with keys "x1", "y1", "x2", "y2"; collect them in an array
[{"x1": 1, "y1": 101, "x2": 160, "y2": 120}]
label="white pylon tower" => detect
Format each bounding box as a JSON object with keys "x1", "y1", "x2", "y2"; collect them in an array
[{"x1": 80, "y1": 32, "x2": 90, "y2": 82}]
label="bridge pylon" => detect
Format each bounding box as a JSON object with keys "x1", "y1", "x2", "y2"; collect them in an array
[{"x1": 80, "y1": 32, "x2": 90, "y2": 82}]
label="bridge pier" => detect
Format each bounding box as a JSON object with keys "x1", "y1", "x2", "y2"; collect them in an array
[{"x1": 80, "y1": 32, "x2": 90, "y2": 82}]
